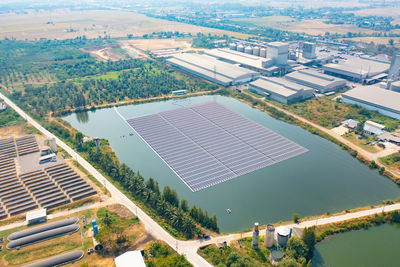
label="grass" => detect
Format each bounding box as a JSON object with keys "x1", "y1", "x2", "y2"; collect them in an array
[
  {"x1": 379, "y1": 153, "x2": 400, "y2": 172},
  {"x1": 277, "y1": 96, "x2": 399, "y2": 131},
  {"x1": 343, "y1": 132, "x2": 381, "y2": 153},
  {"x1": 244, "y1": 89, "x2": 263, "y2": 98},
  {"x1": 0, "y1": 107, "x2": 25, "y2": 127}
]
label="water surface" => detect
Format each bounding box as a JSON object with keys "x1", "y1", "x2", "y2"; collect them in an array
[
  {"x1": 64, "y1": 95, "x2": 400, "y2": 232},
  {"x1": 313, "y1": 224, "x2": 400, "y2": 267}
]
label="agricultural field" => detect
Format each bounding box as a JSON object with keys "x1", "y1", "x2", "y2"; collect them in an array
[
  {"x1": 339, "y1": 37, "x2": 400, "y2": 46},
  {"x1": 121, "y1": 38, "x2": 193, "y2": 51},
  {"x1": 0, "y1": 9, "x2": 251, "y2": 40},
  {"x1": 232, "y1": 16, "x2": 297, "y2": 29},
  {"x1": 350, "y1": 7, "x2": 400, "y2": 18}
]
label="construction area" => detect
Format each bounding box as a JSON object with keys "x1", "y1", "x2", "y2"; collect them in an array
[{"x1": 0, "y1": 135, "x2": 97, "y2": 220}]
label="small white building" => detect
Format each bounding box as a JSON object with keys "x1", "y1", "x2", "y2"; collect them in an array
[
  {"x1": 363, "y1": 120, "x2": 385, "y2": 135},
  {"x1": 115, "y1": 251, "x2": 146, "y2": 267},
  {"x1": 26, "y1": 209, "x2": 47, "y2": 225},
  {"x1": 342, "y1": 119, "x2": 359, "y2": 130}
]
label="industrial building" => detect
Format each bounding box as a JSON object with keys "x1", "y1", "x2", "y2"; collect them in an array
[
  {"x1": 388, "y1": 54, "x2": 400, "y2": 80},
  {"x1": 267, "y1": 42, "x2": 289, "y2": 65},
  {"x1": 323, "y1": 56, "x2": 390, "y2": 83},
  {"x1": 285, "y1": 68, "x2": 346, "y2": 93},
  {"x1": 302, "y1": 42, "x2": 316, "y2": 59},
  {"x1": 249, "y1": 77, "x2": 315, "y2": 104},
  {"x1": 342, "y1": 85, "x2": 400, "y2": 120},
  {"x1": 115, "y1": 251, "x2": 146, "y2": 267},
  {"x1": 205, "y1": 48, "x2": 274, "y2": 75},
  {"x1": 167, "y1": 53, "x2": 259, "y2": 86},
  {"x1": 363, "y1": 120, "x2": 385, "y2": 136},
  {"x1": 390, "y1": 80, "x2": 400, "y2": 92}
]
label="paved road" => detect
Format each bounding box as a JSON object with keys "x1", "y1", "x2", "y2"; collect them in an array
[
  {"x1": 0, "y1": 92, "x2": 211, "y2": 267},
  {"x1": 2, "y1": 91, "x2": 400, "y2": 267}
]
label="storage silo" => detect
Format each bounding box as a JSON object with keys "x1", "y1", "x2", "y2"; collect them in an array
[
  {"x1": 229, "y1": 43, "x2": 237, "y2": 50},
  {"x1": 252, "y1": 222, "x2": 259, "y2": 249},
  {"x1": 245, "y1": 46, "x2": 253, "y2": 54},
  {"x1": 276, "y1": 226, "x2": 291, "y2": 247},
  {"x1": 252, "y1": 46, "x2": 260, "y2": 56},
  {"x1": 237, "y1": 44, "x2": 244, "y2": 52},
  {"x1": 260, "y1": 48, "x2": 267, "y2": 58},
  {"x1": 264, "y1": 224, "x2": 275, "y2": 248}
]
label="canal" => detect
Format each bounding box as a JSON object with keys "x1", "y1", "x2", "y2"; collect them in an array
[{"x1": 64, "y1": 95, "x2": 400, "y2": 233}]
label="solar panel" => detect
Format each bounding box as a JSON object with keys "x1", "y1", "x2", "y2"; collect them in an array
[{"x1": 126, "y1": 102, "x2": 307, "y2": 192}]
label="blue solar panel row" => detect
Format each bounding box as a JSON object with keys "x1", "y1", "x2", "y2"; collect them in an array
[{"x1": 126, "y1": 102, "x2": 307, "y2": 191}]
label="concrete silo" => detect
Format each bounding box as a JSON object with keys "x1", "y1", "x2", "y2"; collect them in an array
[
  {"x1": 245, "y1": 46, "x2": 253, "y2": 54},
  {"x1": 276, "y1": 226, "x2": 291, "y2": 247},
  {"x1": 251, "y1": 222, "x2": 259, "y2": 249},
  {"x1": 229, "y1": 43, "x2": 237, "y2": 50},
  {"x1": 260, "y1": 48, "x2": 267, "y2": 58},
  {"x1": 237, "y1": 44, "x2": 244, "y2": 52},
  {"x1": 252, "y1": 46, "x2": 260, "y2": 56},
  {"x1": 264, "y1": 224, "x2": 275, "y2": 248}
]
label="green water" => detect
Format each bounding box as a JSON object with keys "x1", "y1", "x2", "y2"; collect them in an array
[
  {"x1": 63, "y1": 95, "x2": 400, "y2": 233},
  {"x1": 313, "y1": 224, "x2": 400, "y2": 267}
]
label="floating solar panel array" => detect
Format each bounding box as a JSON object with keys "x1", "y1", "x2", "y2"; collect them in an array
[{"x1": 126, "y1": 102, "x2": 308, "y2": 192}]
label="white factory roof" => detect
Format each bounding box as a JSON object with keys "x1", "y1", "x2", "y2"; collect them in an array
[
  {"x1": 365, "y1": 120, "x2": 385, "y2": 130},
  {"x1": 250, "y1": 77, "x2": 310, "y2": 97},
  {"x1": 115, "y1": 251, "x2": 146, "y2": 267},
  {"x1": 268, "y1": 42, "x2": 288, "y2": 48},
  {"x1": 286, "y1": 69, "x2": 345, "y2": 87},
  {"x1": 342, "y1": 86, "x2": 400, "y2": 113},
  {"x1": 205, "y1": 48, "x2": 271, "y2": 69},
  {"x1": 324, "y1": 56, "x2": 390, "y2": 77}
]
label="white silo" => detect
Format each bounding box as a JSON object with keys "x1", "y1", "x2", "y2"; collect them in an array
[
  {"x1": 264, "y1": 224, "x2": 275, "y2": 248},
  {"x1": 245, "y1": 46, "x2": 253, "y2": 54},
  {"x1": 276, "y1": 226, "x2": 291, "y2": 247},
  {"x1": 260, "y1": 48, "x2": 267, "y2": 58},
  {"x1": 237, "y1": 44, "x2": 244, "y2": 52},
  {"x1": 252, "y1": 222, "x2": 259, "y2": 249},
  {"x1": 252, "y1": 46, "x2": 260, "y2": 56},
  {"x1": 229, "y1": 43, "x2": 237, "y2": 50}
]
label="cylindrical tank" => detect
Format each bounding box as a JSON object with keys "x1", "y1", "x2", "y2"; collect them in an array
[
  {"x1": 276, "y1": 226, "x2": 291, "y2": 247},
  {"x1": 252, "y1": 222, "x2": 259, "y2": 249},
  {"x1": 237, "y1": 44, "x2": 244, "y2": 52},
  {"x1": 260, "y1": 48, "x2": 267, "y2": 58},
  {"x1": 252, "y1": 47, "x2": 260, "y2": 56},
  {"x1": 229, "y1": 43, "x2": 237, "y2": 50},
  {"x1": 245, "y1": 46, "x2": 253, "y2": 54},
  {"x1": 265, "y1": 224, "x2": 275, "y2": 248}
]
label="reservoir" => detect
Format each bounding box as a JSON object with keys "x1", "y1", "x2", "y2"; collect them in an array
[
  {"x1": 64, "y1": 95, "x2": 400, "y2": 233},
  {"x1": 313, "y1": 223, "x2": 400, "y2": 267}
]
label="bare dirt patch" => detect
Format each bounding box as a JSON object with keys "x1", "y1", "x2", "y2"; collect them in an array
[
  {"x1": 285, "y1": 19, "x2": 375, "y2": 35},
  {"x1": 81, "y1": 44, "x2": 126, "y2": 62},
  {"x1": 0, "y1": 125, "x2": 27, "y2": 138},
  {"x1": 122, "y1": 38, "x2": 192, "y2": 51}
]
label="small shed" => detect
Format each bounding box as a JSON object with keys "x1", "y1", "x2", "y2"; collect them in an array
[
  {"x1": 26, "y1": 209, "x2": 47, "y2": 225},
  {"x1": 363, "y1": 120, "x2": 385, "y2": 135},
  {"x1": 342, "y1": 119, "x2": 359, "y2": 129},
  {"x1": 114, "y1": 251, "x2": 146, "y2": 267}
]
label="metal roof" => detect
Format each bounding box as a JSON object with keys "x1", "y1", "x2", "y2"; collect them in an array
[
  {"x1": 250, "y1": 77, "x2": 313, "y2": 97},
  {"x1": 276, "y1": 226, "x2": 291, "y2": 236},
  {"x1": 115, "y1": 251, "x2": 146, "y2": 267},
  {"x1": 8, "y1": 217, "x2": 78, "y2": 241},
  {"x1": 205, "y1": 48, "x2": 272, "y2": 69},
  {"x1": 342, "y1": 86, "x2": 400, "y2": 113},
  {"x1": 7, "y1": 224, "x2": 80, "y2": 249},
  {"x1": 324, "y1": 56, "x2": 390, "y2": 78},
  {"x1": 286, "y1": 69, "x2": 346, "y2": 87},
  {"x1": 26, "y1": 209, "x2": 46, "y2": 221},
  {"x1": 169, "y1": 53, "x2": 257, "y2": 80},
  {"x1": 23, "y1": 250, "x2": 84, "y2": 267}
]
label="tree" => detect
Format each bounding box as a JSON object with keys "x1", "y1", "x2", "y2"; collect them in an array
[
  {"x1": 293, "y1": 213, "x2": 300, "y2": 223},
  {"x1": 75, "y1": 132, "x2": 83, "y2": 145},
  {"x1": 302, "y1": 227, "x2": 316, "y2": 261},
  {"x1": 180, "y1": 199, "x2": 189, "y2": 212},
  {"x1": 286, "y1": 236, "x2": 308, "y2": 260},
  {"x1": 102, "y1": 211, "x2": 112, "y2": 227}
]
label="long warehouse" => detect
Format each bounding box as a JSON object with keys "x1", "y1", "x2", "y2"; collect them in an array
[
  {"x1": 167, "y1": 53, "x2": 259, "y2": 86},
  {"x1": 342, "y1": 85, "x2": 400, "y2": 120},
  {"x1": 285, "y1": 68, "x2": 346, "y2": 93},
  {"x1": 323, "y1": 56, "x2": 390, "y2": 83},
  {"x1": 249, "y1": 77, "x2": 314, "y2": 104}
]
